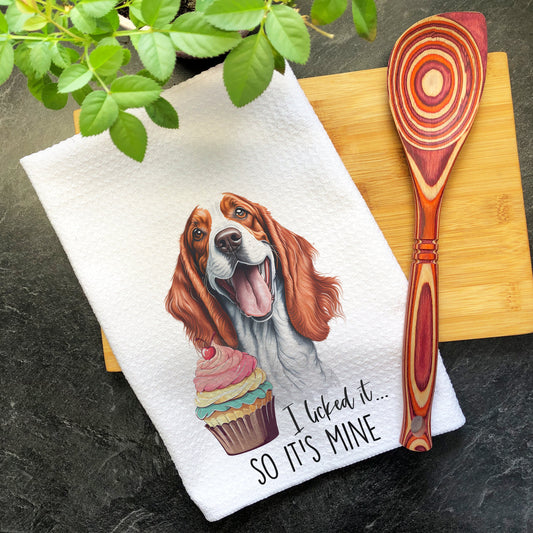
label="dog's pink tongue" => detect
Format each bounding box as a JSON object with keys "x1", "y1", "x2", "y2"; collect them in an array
[{"x1": 232, "y1": 264, "x2": 272, "y2": 317}]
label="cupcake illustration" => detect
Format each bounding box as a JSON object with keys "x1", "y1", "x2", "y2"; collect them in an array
[{"x1": 194, "y1": 339, "x2": 279, "y2": 455}]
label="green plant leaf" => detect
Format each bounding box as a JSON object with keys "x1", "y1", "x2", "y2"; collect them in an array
[
  {"x1": 134, "y1": 32, "x2": 175, "y2": 81},
  {"x1": 77, "y1": 0, "x2": 115, "y2": 19},
  {"x1": 79, "y1": 90, "x2": 119, "y2": 136},
  {"x1": 70, "y1": 5, "x2": 97, "y2": 34},
  {"x1": 49, "y1": 62, "x2": 63, "y2": 77},
  {"x1": 57, "y1": 63, "x2": 93, "y2": 93},
  {"x1": 109, "y1": 110, "x2": 147, "y2": 162},
  {"x1": 29, "y1": 41, "x2": 52, "y2": 78},
  {"x1": 97, "y1": 36, "x2": 120, "y2": 48},
  {"x1": 42, "y1": 82, "x2": 68, "y2": 109},
  {"x1": 90, "y1": 45, "x2": 124, "y2": 77},
  {"x1": 311, "y1": 0, "x2": 347, "y2": 25},
  {"x1": 27, "y1": 73, "x2": 50, "y2": 101},
  {"x1": 351, "y1": 0, "x2": 376, "y2": 41},
  {"x1": 0, "y1": 41, "x2": 14, "y2": 85},
  {"x1": 136, "y1": 68, "x2": 170, "y2": 85},
  {"x1": 195, "y1": 0, "x2": 214, "y2": 12},
  {"x1": 129, "y1": 0, "x2": 145, "y2": 26},
  {"x1": 72, "y1": 84, "x2": 93, "y2": 105},
  {"x1": 15, "y1": 0, "x2": 36, "y2": 14},
  {"x1": 0, "y1": 11, "x2": 8, "y2": 32},
  {"x1": 65, "y1": 47, "x2": 81, "y2": 63},
  {"x1": 6, "y1": 3, "x2": 32, "y2": 31},
  {"x1": 51, "y1": 43, "x2": 72, "y2": 69},
  {"x1": 141, "y1": 0, "x2": 180, "y2": 27},
  {"x1": 204, "y1": 0, "x2": 264, "y2": 31},
  {"x1": 14, "y1": 44, "x2": 32, "y2": 76},
  {"x1": 22, "y1": 13, "x2": 47, "y2": 30},
  {"x1": 122, "y1": 47, "x2": 131, "y2": 66},
  {"x1": 110, "y1": 74, "x2": 161, "y2": 108},
  {"x1": 223, "y1": 31, "x2": 273, "y2": 107},
  {"x1": 272, "y1": 46, "x2": 286, "y2": 75},
  {"x1": 265, "y1": 5, "x2": 310, "y2": 64},
  {"x1": 145, "y1": 97, "x2": 179, "y2": 128},
  {"x1": 91, "y1": 9, "x2": 120, "y2": 34},
  {"x1": 170, "y1": 12, "x2": 241, "y2": 58}
]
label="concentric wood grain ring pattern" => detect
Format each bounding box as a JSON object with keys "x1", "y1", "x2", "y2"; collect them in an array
[{"x1": 388, "y1": 17, "x2": 484, "y2": 152}]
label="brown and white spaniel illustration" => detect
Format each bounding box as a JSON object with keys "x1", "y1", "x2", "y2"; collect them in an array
[{"x1": 166, "y1": 193, "x2": 342, "y2": 392}]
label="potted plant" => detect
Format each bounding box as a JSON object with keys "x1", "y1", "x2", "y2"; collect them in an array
[{"x1": 0, "y1": 0, "x2": 377, "y2": 161}]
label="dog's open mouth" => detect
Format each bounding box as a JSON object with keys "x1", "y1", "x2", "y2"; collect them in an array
[{"x1": 216, "y1": 258, "x2": 273, "y2": 318}]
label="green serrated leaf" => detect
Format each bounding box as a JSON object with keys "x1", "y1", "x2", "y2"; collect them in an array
[
  {"x1": 57, "y1": 63, "x2": 93, "y2": 93},
  {"x1": 72, "y1": 84, "x2": 93, "y2": 105},
  {"x1": 29, "y1": 41, "x2": 52, "y2": 78},
  {"x1": 77, "y1": 0, "x2": 115, "y2": 19},
  {"x1": 0, "y1": 41, "x2": 14, "y2": 85},
  {"x1": 49, "y1": 62, "x2": 63, "y2": 77},
  {"x1": 223, "y1": 31, "x2": 274, "y2": 107},
  {"x1": 42, "y1": 82, "x2": 68, "y2": 109},
  {"x1": 204, "y1": 0, "x2": 264, "y2": 31},
  {"x1": 136, "y1": 68, "x2": 168, "y2": 84},
  {"x1": 272, "y1": 46, "x2": 286, "y2": 75},
  {"x1": 97, "y1": 36, "x2": 120, "y2": 48},
  {"x1": 265, "y1": 5, "x2": 310, "y2": 64},
  {"x1": 22, "y1": 13, "x2": 47, "y2": 30},
  {"x1": 79, "y1": 90, "x2": 119, "y2": 136},
  {"x1": 109, "y1": 110, "x2": 147, "y2": 162},
  {"x1": 351, "y1": 0, "x2": 376, "y2": 41},
  {"x1": 14, "y1": 44, "x2": 32, "y2": 76},
  {"x1": 195, "y1": 0, "x2": 214, "y2": 12},
  {"x1": 141, "y1": 0, "x2": 180, "y2": 27},
  {"x1": 27, "y1": 73, "x2": 50, "y2": 101},
  {"x1": 0, "y1": 10, "x2": 10, "y2": 32},
  {"x1": 311, "y1": 0, "x2": 347, "y2": 25},
  {"x1": 145, "y1": 97, "x2": 179, "y2": 129},
  {"x1": 134, "y1": 32, "x2": 175, "y2": 81},
  {"x1": 91, "y1": 9, "x2": 120, "y2": 34},
  {"x1": 15, "y1": 0, "x2": 36, "y2": 14},
  {"x1": 70, "y1": 5, "x2": 97, "y2": 33},
  {"x1": 65, "y1": 47, "x2": 81, "y2": 64},
  {"x1": 51, "y1": 43, "x2": 72, "y2": 69},
  {"x1": 129, "y1": 0, "x2": 145, "y2": 26},
  {"x1": 110, "y1": 74, "x2": 161, "y2": 108},
  {"x1": 170, "y1": 12, "x2": 241, "y2": 58},
  {"x1": 108, "y1": 9, "x2": 120, "y2": 31},
  {"x1": 89, "y1": 45, "x2": 124, "y2": 77},
  {"x1": 122, "y1": 47, "x2": 131, "y2": 66},
  {"x1": 6, "y1": 3, "x2": 32, "y2": 31}
]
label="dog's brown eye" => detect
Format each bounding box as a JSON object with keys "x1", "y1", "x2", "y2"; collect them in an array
[
  {"x1": 192, "y1": 228, "x2": 204, "y2": 241},
  {"x1": 234, "y1": 207, "x2": 248, "y2": 219}
]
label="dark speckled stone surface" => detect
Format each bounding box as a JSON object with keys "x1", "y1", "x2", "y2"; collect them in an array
[{"x1": 1, "y1": 1, "x2": 532, "y2": 531}]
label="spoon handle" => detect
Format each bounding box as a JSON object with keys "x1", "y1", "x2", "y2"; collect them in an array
[{"x1": 400, "y1": 187, "x2": 443, "y2": 451}]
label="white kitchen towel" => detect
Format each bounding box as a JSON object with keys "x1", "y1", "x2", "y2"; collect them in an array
[{"x1": 21, "y1": 63, "x2": 464, "y2": 521}]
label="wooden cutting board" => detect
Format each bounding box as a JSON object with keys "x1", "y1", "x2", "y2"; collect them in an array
[{"x1": 82, "y1": 52, "x2": 533, "y2": 372}]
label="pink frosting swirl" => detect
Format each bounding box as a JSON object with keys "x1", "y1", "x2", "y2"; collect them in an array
[{"x1": 194, "y1": 344, "x2": 257, "y2": 393}]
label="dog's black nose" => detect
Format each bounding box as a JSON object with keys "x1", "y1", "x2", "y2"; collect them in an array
[{"x1": 215, "y1": 228, "x2": 242, "y2": 254}]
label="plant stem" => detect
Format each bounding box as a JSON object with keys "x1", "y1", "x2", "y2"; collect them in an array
[
  {"x1": 303, "y1": 17, "x2": 335, "y2": 39},
  {"x1": 8, "y1": 34, "x2": 58, "y2": 41},
  {"x1": 113, "y1": 30, "x2": 152, "y2": 38}
]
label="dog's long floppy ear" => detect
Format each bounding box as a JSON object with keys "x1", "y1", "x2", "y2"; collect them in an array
[
  {"x1": 256, "y1": 204, "x2": 343, "y2": 342},
  {"x1": 165, "y1": 233, "x2": 238, "y2": 349}
]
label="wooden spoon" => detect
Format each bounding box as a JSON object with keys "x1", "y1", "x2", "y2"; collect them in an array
[{"x1": 387, "y1": 12, "x2": 487, "y2": 451}]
